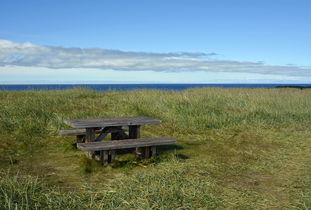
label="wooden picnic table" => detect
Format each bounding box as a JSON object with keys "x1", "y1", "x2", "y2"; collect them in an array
[
  {"x1": 64, "y1": 116, "x2": 162, "y2": 142},
  {"x1": 61, "y1": 116, "x2": 176, "y2": 165}
]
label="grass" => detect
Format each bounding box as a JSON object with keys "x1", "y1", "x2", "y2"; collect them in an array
[{"x1": 0, "y1": 87, "x2": 310, "y2": 209}]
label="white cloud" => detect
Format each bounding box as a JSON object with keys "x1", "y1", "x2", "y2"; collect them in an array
[
  {"x1": 0, "y1": 39, "x2": 310, "y2": 77},
  {"x1": 1, "y1": 66, "x2": 309, "y2": 84}
]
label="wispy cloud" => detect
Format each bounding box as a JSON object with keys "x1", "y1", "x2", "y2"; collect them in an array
[{"x1": 0, "y1": 39, "x2": 310, "y2": 76}]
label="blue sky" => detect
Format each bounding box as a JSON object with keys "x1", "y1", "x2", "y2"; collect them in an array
[{"x1": 0, "y1": 0, "x2": 310, "y2": 84}]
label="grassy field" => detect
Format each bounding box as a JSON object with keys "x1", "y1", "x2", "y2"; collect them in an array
[{"x1": 0, "y1": 87, "x2": 310, "y2": 209}]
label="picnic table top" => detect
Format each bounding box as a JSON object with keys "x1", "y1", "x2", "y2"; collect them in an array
[{"x1": 64, "y1": 116, "x2": 161, "y2": 129}]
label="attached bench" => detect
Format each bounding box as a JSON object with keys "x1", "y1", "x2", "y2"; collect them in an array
[
  {"x1": 59, "y1": 126, "x2": 129, "y2": 143},
  {"x1": 77, "y1": 137, "x2": 176, "y2": 165}
]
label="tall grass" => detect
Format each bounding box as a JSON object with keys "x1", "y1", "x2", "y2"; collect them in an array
[{"x1": 0, "y1": 88, "x2": 310, "y2": 209}]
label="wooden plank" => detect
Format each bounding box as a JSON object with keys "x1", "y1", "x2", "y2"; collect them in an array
[
  {"x1": 77, "y1": 137, "x2": 176, "y2": 151},
  {"x1": 59, "y1": 129, "x2": 99, "y2": 136},
  {"x1": 64, "y1": 116, "x2": 161, "y2": 128},
  {"x1": 59, "y1": 126, "x2": 128, "y2": 136},
  {"x1": 144, "y1": 147, "x2": 150, "y2": 158}
]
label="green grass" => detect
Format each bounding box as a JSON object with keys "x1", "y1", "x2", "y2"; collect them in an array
[{"x1": 0, "y1": 87, "x2": 310, "y2": 209}]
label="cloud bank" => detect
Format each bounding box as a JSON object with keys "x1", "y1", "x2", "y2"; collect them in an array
[{"x1": 0, "y1": 39, "x2": 310, "y2": 76}]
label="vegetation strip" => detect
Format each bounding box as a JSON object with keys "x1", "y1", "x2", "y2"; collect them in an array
[{"x1": 0, "y1": 88, "x2": 310, "y2": 209}]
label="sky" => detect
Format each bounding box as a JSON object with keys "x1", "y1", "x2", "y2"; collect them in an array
[{"x1": 0, "y1": 0, "x2": 310, "y2": 84}]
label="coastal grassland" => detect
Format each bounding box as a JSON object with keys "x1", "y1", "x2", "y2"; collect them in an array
[{"x1": 0, "y1": 87, "x2": 310, "y2": 209}]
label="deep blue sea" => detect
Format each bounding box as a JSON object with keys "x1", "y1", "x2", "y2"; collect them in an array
[{"x1": 0, "y1": 84, "x2": 310, "y2": 91}]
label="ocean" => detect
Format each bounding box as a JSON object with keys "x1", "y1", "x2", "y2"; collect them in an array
[{"x1": 0, "y1": 84, "x2": 310, "y2": 91}]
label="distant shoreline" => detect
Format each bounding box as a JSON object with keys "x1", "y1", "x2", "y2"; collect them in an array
[{"x1": 275, "y1": 85, "x2": 311, "y2": 89}]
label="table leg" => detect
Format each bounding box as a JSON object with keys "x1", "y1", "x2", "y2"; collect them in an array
[
  {"x1": 144, "y1": 147, "x2": 150, "y2": 158},
  {"x1": 85, "y1": 128, "x2": 96, "y2": 158},
  {"x1": 100, "y1": 150, "x2": 115, "y2": 166},
  {"x1": 100, "y1": 151, "x2": 109, "y2": 166},
  {"x1": 85, "y1": 128, "x2": 96, "y2": 142},
  {"x1": 129, "y1": 125, "x2": 142, "y2": 157},
  {"x1": 129, "y1": 125, "x2": 140, "y2": 138},
  {"x1": 109, "y1": 150, "x2": 115, "y2": 163}
]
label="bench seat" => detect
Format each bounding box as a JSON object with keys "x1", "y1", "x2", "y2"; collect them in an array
[
  {"x1": 77, "y1": 137, "x2": 176, "y2": 151},
  {"x1": 59, "y1": 126, "x2": 129, "y2": 143},
  {"x1": 59, "y1": 129, "x2": 101, "y2": 136},
  {"x1": 59, "y1": 126, "x2": 129, "y2": 136},
  {"x1": 77, "y1": 137, "x2": 176, "y2": 165}
]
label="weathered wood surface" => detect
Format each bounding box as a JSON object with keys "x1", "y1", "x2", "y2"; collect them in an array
[
  {"x1": 59, "y1": 129, "x2": 100, "y2": 136},
  {"x1": 85, "y1": 128, "x2": 96, "y2": 142},
  {"x1": 59, "y1": 126, "x2": 129, "y2": 136},
  {"x1": 141, "y1": 146, "x2": 157, "y2": 158},
  {"x1": 129, "y1": 125, "x2": 140, "y2": 154},
  {"x1": 64, "y1": 116, "x2": 161, "y2": 128},
  {"x1": 144, "y1": 146, "x2": 150, "y2": 158},
  {"x1": 77, "y1": 137, "x2": 176, "y2": 152}
]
